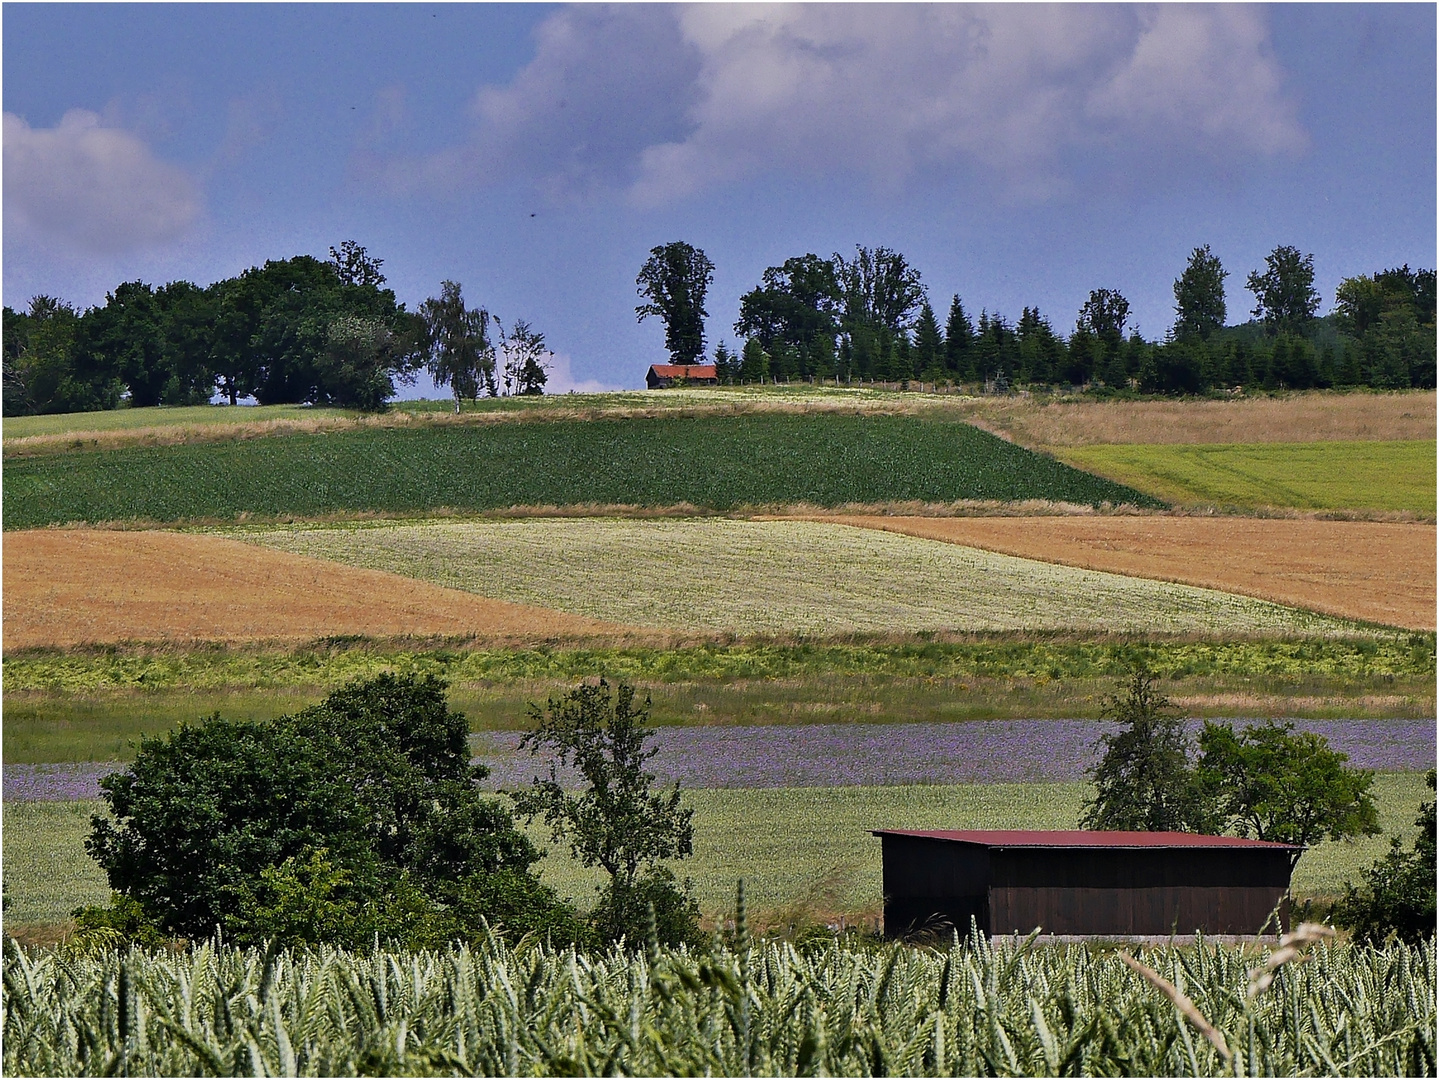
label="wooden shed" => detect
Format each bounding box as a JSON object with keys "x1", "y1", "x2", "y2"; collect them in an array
[
  {"x1": 646, "y1": 363, "x2": 718, "y2": 388},
  {"x1": 872, "y1": 830, "x2": 1300, "y2": 938}
]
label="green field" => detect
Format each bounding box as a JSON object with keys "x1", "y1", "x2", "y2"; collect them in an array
[
  {"x1": 3, "y1": 774, "x2": 1427, "y2": 927},
  {"x1": 236, "y1": 517, "x2": 1360, "y2": 638},
  {"x1": 2, "y1": 413, "x2": 1162, "y2": 528},
  {"x1": 1057, "y1": 439, "x2": 1437, "y2": 513}
]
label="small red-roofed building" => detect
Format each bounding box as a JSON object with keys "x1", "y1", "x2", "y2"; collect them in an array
[
  {"x1": 871, "y1": 829, "x2": 1300, "y2": 939},
  {"x1": 646, "y1": 363, "x2": 719, "y2": 388}
]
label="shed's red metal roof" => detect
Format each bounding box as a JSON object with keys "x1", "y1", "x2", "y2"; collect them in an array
[
  {"x1": 871, "y1": 829, "x2": 1299, "y2": 850},
  {"x1": 648, "y1": 364, "x2": 718, "y2": 377}
]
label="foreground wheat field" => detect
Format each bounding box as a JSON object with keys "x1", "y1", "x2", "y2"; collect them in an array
[
  {"x1": 232, "y1": 518, "x2": 1368, "y2": 638},
  {"x1": 5, "y1": 933, "x2": 1433, "y2": 1077}
]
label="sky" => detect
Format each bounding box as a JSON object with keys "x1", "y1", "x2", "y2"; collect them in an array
[{"x1": 4, "y1": 3, "x2": 1435, "y2": 394}]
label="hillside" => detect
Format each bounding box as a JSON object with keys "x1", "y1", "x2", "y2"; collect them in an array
[{"x1": 2, "y1": 412, "x2": 1161, "y2": 528}]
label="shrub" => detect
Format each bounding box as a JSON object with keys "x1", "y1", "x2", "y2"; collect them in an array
[
  {"x1": 86, "y1": 673, "x2": 578, "y2": 945},
  {"x1": 1335, "y1": 769, "x2": 1436, "y2": 944},
  {"x1": 589, "y1": 866, "x2": 706, "y2": 951}
]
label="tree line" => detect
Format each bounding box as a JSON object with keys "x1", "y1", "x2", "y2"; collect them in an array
[
  {"x1": 637, "y1": 240, "x2": 1436, "y2": 393},
  {"x1": 2, "y1": 242, "x2": 552, "y2": 417}
]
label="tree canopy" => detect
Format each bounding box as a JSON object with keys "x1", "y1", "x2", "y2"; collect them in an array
[
  {"x1": 1247, "y1": 245, "x2": 1321, "y2": 335},
  {"x1": 636, "y1": 241, "x2": 715, "y2": 366},
  {"x1": 1080, "y1": 665, "x2": 1214, "y2": 834},
  {"x1": 85, "y1": 674, "x2": 579, "y2": 947}
]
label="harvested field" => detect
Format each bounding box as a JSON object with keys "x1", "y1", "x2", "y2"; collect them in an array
[
  {"x1": 2, "y1": 529, "x2": 637, "y2": 649},
  {"x1": 968, "y1": 390, "x2": 1436, "y2": 447},
  {"x1": 235, "y1": 518, "x2": 1363, "y2": 638},
  {"x1": 811, "y1": 515, "x2": 1437, "y2": 630}
]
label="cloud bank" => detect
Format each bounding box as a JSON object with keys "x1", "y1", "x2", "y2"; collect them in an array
[
  {"x1": 376, "y1": 3, "x2": 1305, "y2": 206},
  {"x1": 4, "y1": 109, "x2": 202, "y2": 252}
]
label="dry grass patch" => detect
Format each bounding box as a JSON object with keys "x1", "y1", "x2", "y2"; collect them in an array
[
  {"x1": 2, "y1": 529, "x2": 639, "y2": 649},
  {"x1": 964, "y1": 390, "x2": 1436, "y2": 447},
  {"x1": 806, "y1": 515, "x2": 1436, "y2": 631}
]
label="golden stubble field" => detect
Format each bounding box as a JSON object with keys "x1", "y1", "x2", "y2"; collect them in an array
[
  {"x1": 802, "y1": 515, "x2": 1437, "y2": 631},
  {"x1": 2, "y1": 529, "x2": 639, "y2": 650},
  {"x1": 963, "y1": 389, "x2": 1437, "y2": 447}
]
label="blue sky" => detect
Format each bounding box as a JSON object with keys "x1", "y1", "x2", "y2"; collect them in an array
[{"x1": 4, "y1": 3, "x2": 1434, "y2": 393}]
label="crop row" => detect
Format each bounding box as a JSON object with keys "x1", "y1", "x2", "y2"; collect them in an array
[
  {"x1": 5, "y1": 931, "x2": 1433, "y2": 1077},
  {"x1": 2, "y1": 413, "x2": 1161, "y2": 529}
]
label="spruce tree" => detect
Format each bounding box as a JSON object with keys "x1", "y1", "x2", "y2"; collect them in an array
[
  {"x1": 912, "y1": 300, "x2": 944, "y2": 377},
  {"x1": 944, "y1": 295, "x2": 973, "y2": 375}
]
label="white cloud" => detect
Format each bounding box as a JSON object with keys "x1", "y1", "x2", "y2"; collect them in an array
[
  {"x1": 4, "y1": 109, "x2": 202, "y2": 252},
  {"x1": 543, "y1": 352, "x2": 621, "y2": 395},
  {"x1": 1086, "y1": 6, "x2": 1308, "y2": 154},
  {"x1": 388, "y1": 4, "x2": 1306, "y2": 206},
  {"x1": 629, "y1": 3, "x2": 1305, "y2": 205}
]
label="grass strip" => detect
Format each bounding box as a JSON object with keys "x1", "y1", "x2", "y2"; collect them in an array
[
  {"x1": 2, "y1": 413, "x2": 1161, "y2": 529},
  {"x1": 8, "y1": 636, "x2": 1432, "y2": 693}
]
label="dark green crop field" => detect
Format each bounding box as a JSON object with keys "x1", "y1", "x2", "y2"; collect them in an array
[{"x1": 3, "y1": 414, "x2": 1161, "y2": 528}]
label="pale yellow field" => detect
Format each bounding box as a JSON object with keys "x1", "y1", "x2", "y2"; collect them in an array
[{"x1": 233, "y1": 518, "x2": 1365, "y2": 638}]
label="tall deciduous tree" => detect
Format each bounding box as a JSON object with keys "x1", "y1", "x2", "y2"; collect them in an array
[
  {"x1": 733, "y1": 254, "x2": 841, "y2": 376},
  {"x1": 1080, "y1": 664, "x2": 1215, "y2": 834},
  {"x1": 831, "y1": 245, "x2": 925, "y2": 337},
  {"x1": 636, "y1": 241, "x2": 715, "y2": 365},
  {"x1": 420, "y1": 281, "x2": 494, "y2": 412},
  {"x1": 1195, "y1": 720, "x2": 1380, "y2": 847},
  {"x1": 495, "y1": 317, "x2": 551, "y2": 396},
  {"x1": 1077, "y1": 288, "x2": 1131, "y2": 350},
  {"x1": 328, "y1": 240, "x2": 386, "y2": 289},
  {"x1": 512, "y1": 680, "x2": 702, "y2": 947},
  {"x1": 1247, "y1": 245, "x2": 1320, "y2": 335},
  {"x1": 1173, "y1": 245, "x2": 1228, "y2": 341}
]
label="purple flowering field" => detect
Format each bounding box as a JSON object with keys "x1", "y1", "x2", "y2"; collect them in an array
[{"x1": 5, "y1": 719, "x2": 1432, "y2": 801}]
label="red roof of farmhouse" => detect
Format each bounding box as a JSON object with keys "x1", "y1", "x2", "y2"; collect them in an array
[
  {"x1": 648, "y1": 364, "x2": 718, "y2": 377},
  {"x1": 872, "y1": 829, "x2": 1300, "y2": 850}
]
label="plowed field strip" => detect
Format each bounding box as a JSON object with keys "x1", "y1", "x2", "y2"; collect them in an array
[
  {"x1": 800, "y1": 516, "x2": 1437, "y2": 631},
  {"x1": 2, "y1": 530, "x2": 639, "y2": 649}
]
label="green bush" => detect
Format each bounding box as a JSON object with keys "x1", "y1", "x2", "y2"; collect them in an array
[
  {"x1": 70, "y1": 893, "x2": 167, "y2": 949},
  {"x1": 85, "y1": 673, "x2": 579, "y2": 945},
  {"x1": 1335, "y1": 769, "x2": 1436, "y2": 944},
  {"x1": 589, "y1": 866, "x2": 706, "y2": 951}
]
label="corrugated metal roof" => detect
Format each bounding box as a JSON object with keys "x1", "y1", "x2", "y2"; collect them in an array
[
  {"x1": 871, "y1": 829, "x2": 1300, "y2": 850},
  {"x1": 648, "y1": 364, "x2": 718, "y2": 377}
]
